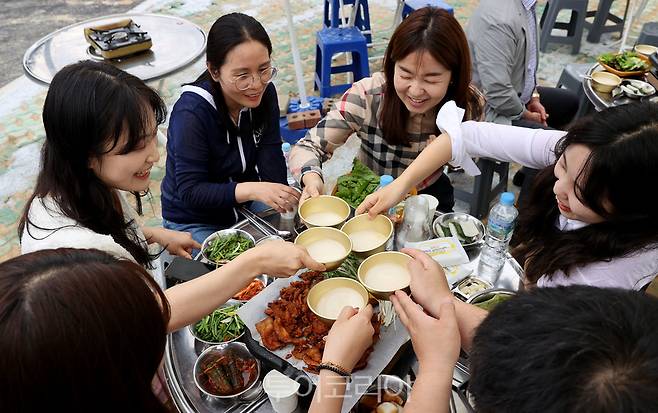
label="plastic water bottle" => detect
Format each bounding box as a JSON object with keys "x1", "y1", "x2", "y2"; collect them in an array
[
  {"x1": 281, "y1": 142, "x2": 296, "y2": 187},
  {"x1": 377, "y1": 175, "x2": 395, "y2": 250},
  {"x1": 378, "y1": 174, "x2": 393, "y2": 190},
  {"x1": 281, "y1": 142, "x2": 297, "y2": 220},
  {"x1": 477, "y1": 192, "x2": 518, "y2": 283}
]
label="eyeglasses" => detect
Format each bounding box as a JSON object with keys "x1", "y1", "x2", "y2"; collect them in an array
[{"x1": 228, "y1": 67, "x2": 278, "y2": 91}]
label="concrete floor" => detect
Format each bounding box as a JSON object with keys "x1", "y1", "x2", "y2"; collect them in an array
[{"x1": 0, "y1": 0, "x2": 142, "y2": 88}]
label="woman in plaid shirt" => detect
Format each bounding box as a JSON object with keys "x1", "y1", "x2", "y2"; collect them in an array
[{"x1": 289, "y1": 7, "x2": 483, "y2": 212}]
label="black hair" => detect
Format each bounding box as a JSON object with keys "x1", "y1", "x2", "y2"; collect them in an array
[
  {"x1": 469, "y1": 286, "x2": 658, "y2": 413},
  {"x1": 192, "y1": 12, "x2": 273, "y2": 134},
  {"x1": 512, "y1": 102, "x2": 658, "y2": 283},
  {"x1": 18, "y1": 60, "x2": 167, "y2": 267},
  {"x1": 0, "y1": 248, "x2": 171, "y2": 411}
]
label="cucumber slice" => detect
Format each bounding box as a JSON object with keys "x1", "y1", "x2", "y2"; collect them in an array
[
  {"x1": 448, "y1": 222, "x2": 465, "y2": 243},
  {"x1": 441, "y1": 224, "x2": 452, "y2": 237}
]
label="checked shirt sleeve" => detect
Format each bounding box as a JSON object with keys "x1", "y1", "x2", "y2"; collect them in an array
[{"x1": 289, "y1": 81, "x2": 370, "y2": 181}]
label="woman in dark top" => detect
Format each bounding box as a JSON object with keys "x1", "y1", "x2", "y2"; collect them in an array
[{"x1": 162, "y1": 13, "x2": 299, "y2": 243}]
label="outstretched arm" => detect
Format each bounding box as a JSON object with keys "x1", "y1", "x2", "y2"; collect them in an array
[{"x1": 165, "y1": 242, "x2": 324, "y2": 331}]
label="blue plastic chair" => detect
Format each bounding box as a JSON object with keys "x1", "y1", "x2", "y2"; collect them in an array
[
  {"x1": 314, "y1": 27, "x2": 370, "y2": 98},
  {"x1": 402, "y1": 0, "x2": 454, "y2": 18},
  {"x1": 324, "y1": 0, "x2": 372, "y2": 44}
]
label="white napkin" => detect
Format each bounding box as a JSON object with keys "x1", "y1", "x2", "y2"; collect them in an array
[{"x1": 435, "y1": 101, "x2": 481, "y2": 176}]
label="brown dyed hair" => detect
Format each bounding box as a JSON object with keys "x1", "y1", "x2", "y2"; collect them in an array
[
  {"x1": 0, "y1": 248, "x2": 171, "y2": 412},
  {"x1": 380, "y1": 7, "x2": 482, "y2": 146}
]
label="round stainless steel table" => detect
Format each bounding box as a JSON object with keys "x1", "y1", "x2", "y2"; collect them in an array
[
  {"x1": 582, "y1": 63, "x2": 616, "y2": 111},
  {"x1": 582, "y1": 63, "x2": 658, "y2": 111},
  {"x1": 164, "y1": 210, "x2": 524, "y2": 413},
  {"x1": 23, "y1": 13, "x2": 206, "y2": 84}
]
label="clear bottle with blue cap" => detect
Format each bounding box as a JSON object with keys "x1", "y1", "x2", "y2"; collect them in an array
[
  {"x1": 281, "y1": 142, "x2": 296, "y2": 186},
  {"x1": 477, "y1": 192, "x2": 518, "y2": 283},
  {"x1": 377, "y1": 174, "x2": 394, "y2": 190},
  {"x1": 281, "y1": 142, "x2": 298, "y2": 220}
]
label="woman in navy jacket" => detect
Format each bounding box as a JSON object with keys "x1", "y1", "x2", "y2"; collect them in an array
[{"x1": 162, "y1": 13, "x2": 299, "y2": 243}]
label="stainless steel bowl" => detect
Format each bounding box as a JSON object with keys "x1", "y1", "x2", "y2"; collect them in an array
[
  {"x1": 466, "y1": 288, "x2": 517, "y2": 311},
  {"x1": 433, "y1": 212, "x2": 486, "y2": 260},
  {"x1": 200, "y1": 229, "x2": 255, "y2": 265},
  {"x1": 193, "y1": 342, "x2": 261, "y2": 400},
  {"x1": 255, "y1": 234, "x2": 284, "y2": 245},
  {"x1": 233, "y1": 274, "x2": 274, "y2": 303},
  {"x1": 188, "y1": 300, "x2": 245, "y2": 355},
  {"x1": 452, "y1": 276, "x2": 493, "y2": 301}
]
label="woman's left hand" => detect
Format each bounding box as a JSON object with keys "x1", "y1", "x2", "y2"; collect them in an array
[
  {"x1": 391, "y1": 291, "x2": 460, "y2": 370},
  {"x1": 322, "y1": 305, "x2": 375, "y2": 372},
  {"x1": 145, "y1": 227, "x2": 201, "y2": 259}
]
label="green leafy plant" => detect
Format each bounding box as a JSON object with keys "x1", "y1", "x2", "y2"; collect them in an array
[
  {"x1": 204, "y1": 233, "x2": 253, "y2": 264},
  {"x1": 334, "y1": 159, "x2": 380, "y2": 208},
  {"x1": 599, "y1": 51, "x2": 649, "y2": 72},
  {"x1": 324, "y1": 253, "x2": 362, "y2": 280}
]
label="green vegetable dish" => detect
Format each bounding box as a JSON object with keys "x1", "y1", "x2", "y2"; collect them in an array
[
  {"x1": 324, "y1": 253, "x2": 362, "y2": 280},
  {"x1": 473, "y1": 293, "x2": 513, "y2": 311},
  {"x1": 599, "y1": 51, "x2": 649, "y2": 72},
  {"x1": 204, "y1": 233, "x2": 254, "y2": 264},
  {"x1": 335, "y1": 159, "x2": 380, "y2": 209},
  {"x1": 193, "y1": 304, "x2": 245, "y2": 343}
]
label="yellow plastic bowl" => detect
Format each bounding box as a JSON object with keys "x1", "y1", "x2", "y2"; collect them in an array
[
  {"x1": 307, "y1": 277, "x2": 370, "y2": 323},
  {"x1": 340, "y1": 214, "x2": 393, "y2": 258},
  {"x1": 357, "y1": 251, "x2": 412, "y2": 300},
  {"x1": 634, "y1": 44, "x2": 658, "y2": 57},
  {"x1": 294, "y1": 227, "x2": 352, "y2": 271},
  {"x1": 591, "y1": 71, "x2": 621, "y2": 93},
  {"x1": 298, "y1": 195, "x2": 351, "y2": 228}
]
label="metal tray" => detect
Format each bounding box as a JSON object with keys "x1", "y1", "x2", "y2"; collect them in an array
[
  {"x1": 165, "y1": 210, "x2": 304, "y2": 413},
  {"x1": 165, "y1": 210, "x2": 525, "y2": 412}
]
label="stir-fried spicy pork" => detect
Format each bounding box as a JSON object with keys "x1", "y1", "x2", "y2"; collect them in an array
[{"x1": 256, "y1": 271, "x2": 380, "y2": 373}]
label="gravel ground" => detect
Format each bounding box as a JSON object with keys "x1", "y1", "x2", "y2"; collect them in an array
[{"x1": 0, "y1": 0, "x2": 142, "y2": 88}]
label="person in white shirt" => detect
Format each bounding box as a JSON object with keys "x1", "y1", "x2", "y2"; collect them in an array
[
  {"x1": 18, "y1": 60, "x2": 326, "y2": 326},
  {"x1": 358, "y1": 102, "x2": 658, "y2": 290}
]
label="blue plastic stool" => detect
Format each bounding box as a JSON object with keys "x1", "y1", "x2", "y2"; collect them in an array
[
  {"x1": 314, "y1": 27, "x2": 370, "y2": 98},
  {"x1": 279, "y1": 116, "x2": 308, "y2": 144},
  {"x1": 324, "y1": 0, "x2": 372, "y2": 45},
  {"x1": 402, "y1": 0, "x2": 454, "y2": 19}
]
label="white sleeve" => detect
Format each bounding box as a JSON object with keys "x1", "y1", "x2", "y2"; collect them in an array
[{"x1": 460, "y1": 121, "x2": 566, "y2": 170}]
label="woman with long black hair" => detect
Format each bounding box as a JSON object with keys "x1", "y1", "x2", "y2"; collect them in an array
[
  {"x1": 19, "y1": 60, "x2": 199, "y2": 265},
  {"x1": 161, "y1": 13, "x2": 299, "y2": 244},
  {"x1": 359, "y1": 102, "x2": 658, "y2": 290},
  {"x1": 19, "y1": 60, "x2": 324, "y2": 317}
]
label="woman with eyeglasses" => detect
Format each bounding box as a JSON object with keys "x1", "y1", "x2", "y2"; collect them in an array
[{"x1": 161, "y1": 13, "x2": 300, "y2": 243}]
